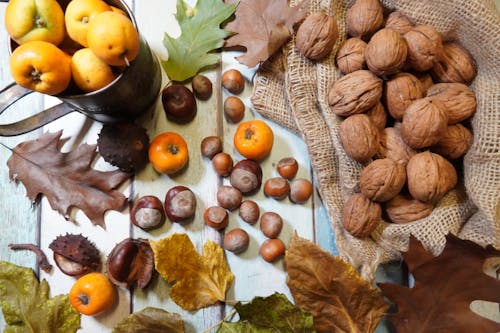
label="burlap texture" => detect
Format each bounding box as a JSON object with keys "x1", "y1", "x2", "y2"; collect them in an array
[{"x1": 252, "y1": 0, "x2": 500, "y2": 281}]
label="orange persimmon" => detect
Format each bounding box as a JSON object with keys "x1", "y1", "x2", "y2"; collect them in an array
[
  {"x1": 234, "y1": 119, "x2": 274, "y2": 160},
  {"x1": 69, "y1": 272, "x2": 116, "y2": 316},
  {"x1": 149, "y1": 131, "x2": 189, "y2": 174}
]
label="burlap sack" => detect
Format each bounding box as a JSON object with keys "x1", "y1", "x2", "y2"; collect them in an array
[{"x1": 252, "y1": 0, "x2": 500, "y2": 281}]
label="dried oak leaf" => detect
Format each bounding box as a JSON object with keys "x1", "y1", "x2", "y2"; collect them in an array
[
  {"x1": 150, "y1": 233, "x2": 234, "y2": 310},
  {"x1": 112, "y1": 307, "x2": 185, "y2": 333},
  {"x1": 378, "y1": 234, "x2": 500, "y2": 333},
  {"x1": 224, "y1": 0, "x2": 309, "y2": 67},
  {"x1": 7, "y1": 131, "x2": 131, "y2": 227},
  {"x1": 285, "y1": 234, "x2": 389, "y2": 332}
]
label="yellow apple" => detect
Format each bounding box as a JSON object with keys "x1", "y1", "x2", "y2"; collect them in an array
[
  {"x1": 5, "y1": 0, "x2": 65, "y2": 45},
  {"x1": 64, "y1": 0, "x2": 112, "y2": 47},
  {"x1": 71, "y1": 48, "x2": 117, "y2": 93}
]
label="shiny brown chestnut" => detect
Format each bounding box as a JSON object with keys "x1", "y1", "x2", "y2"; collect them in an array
[
  {"x1": 162, "y1": 84, "x2": 197, "y2": 123},
  {"x1": 229, "y1": 159, "x2": 262, "y2": 194},
  {"x1": 164, "y1": 186, "x2": 196, "y2": 223},
  {"x1": 263, "y1": 177, "x2": 290, "y2": 200},
  {"x1": 204, "y1": 206, "x2": 229, "y2": 230},
  {"x1": 130, "y1": 195, "x2": 165, "y2": 230}
]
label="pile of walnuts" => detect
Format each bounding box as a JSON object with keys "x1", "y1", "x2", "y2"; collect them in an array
[{"x1": 329, "y1": 0, "x2": 477, "y2": 238}]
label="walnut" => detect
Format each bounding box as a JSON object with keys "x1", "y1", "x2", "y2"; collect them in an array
[
  {"x1": 385, "y1": 11, "x2": 414, "y2": 35},
  {"x1": 376, "y1": 125, "x2": 416, "y2": 165},
  {"x1": 339, "y1": 114, "x2": 379, "y2": 163},
  {"x1": 406, "y1": 151, "x2": 458, "y2": 203},
  {"x1": 296, "y1": 12, "x2": 339, "y2": 61},
  {"x1": 365, "y1": 28, "x2": 408, "y2": 77},
  {"x1": 403, "y1": 25, "x2": 443, "y2": 72},
  {"x1": 431, "y1": 42, "x2": 477, "y2": 85},
  {"x1": 383, "y1": 72, "x2": 424, "y2": 120},
  {"x1": 360, "y1": 158, "x2": 406, "y2": 202},
  {"x1": 426, "y1": 83, "x2": 477, "y2": 124},
  {"x1": 327, "y1": 70, "x2": 382, "y2": 116},
  {"x1": 342, "y1": 193, "x2": 382, "y2": 238},
  {"x1": 346, "y1": 0, "x2": 384, "y2": 40},
  {"x1": 431, "y1": 124, "x2": 473, "y2": 160},
  {"x1": 401, "y1": 97, "x2": 448, "y2": 149},
  {"x1": 336, "y1": 38, "x2": 367, "y2": 74},
  {"x1": 413, "y1": 72, "x2": 434, "y2": 91},
  {"x1": 385, "y1": 192, "x2": 434, "y2": 224},
  {"x1": 365, "y1": 101, "x2": 386, "y2": 131}
]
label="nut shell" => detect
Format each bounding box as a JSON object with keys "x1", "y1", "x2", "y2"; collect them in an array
[
  {"x1": 431, "y1": 42, "x2": 477, "y2": 85},
  {"x1": 383, "y1": 72, "x2": 424, "y2": 120},
  {"x1": 376, "y1": 125, "x2": 416, "y2": 165},
  {"x1": 430, "y1": 124, "x2": 473, "y2": 160},
  {"x1": 365, "y1": 28, "x2": 408, "y2": 77},
  {"x1": 401, "y1": 97, "x2": 448, "y2": 149},
  {"x1": 359, "y1": 158, "x2": 406, "y2": 202},
  {"x1": 365, "y1": 101, "x2": 386, "y2": 131},
  {"x1": 346, "y1": 0, "x2": 384, "y2": 40},
  {"x1": 336, "y1": 38, "x2": 367, "y2": 74},
  {"x1": 403, "y1": 25, "x2": 443, "y2": 72},
  {"x1": 385, "y1": 193, "x2": 434, "y2": 224},
  {"x1": 385, "y1": 11, "x2": 413, "y2": 35},
  {"x1": 296, "y1": 12, "x2": 338, "y2": 61},
  {"x1": 49, "y1": 233, "x2": 101, "y2": 276},
  {"x1": 341, "y1": 193, "x2": 382, "y2": 238},
  {"x1": 426, "y1": 83, "x2": 477, "y2": 124},
  {"x1": 339, "y1": 114, "x2": 379, "y2": 163},
  {"x1": 406, "y1": 151, "x2": 458, "y2": 203},
  {"x1": 327, "y1": 70, "x2": 382, "y2": 117}
]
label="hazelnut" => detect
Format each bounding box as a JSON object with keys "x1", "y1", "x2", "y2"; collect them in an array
[
  {"x1": 385, "y1": 11, "x2": 414, "y2": 35},
  {"x1": 224, "y1": 96, "x2": 245, "y2": 123},
  {"x1": 346, "y1": 0, "x2": 384, "y2": 40},
  {"x1": 130, "y1": 195, "x2": 166, "y2": 230},
  {"x1": 385, "y1": 193, "x2": 434, "y2": 224},
  {"x1": 296, "y1": 12, "x2": 338, "y2": 61},
  {"x1": 336, "y1": 38, "x2": 367, "y2": 74},
  {"x1": 229, "y1": 159, "x2": 263, "y2": 194},
  {"x1": 191, "y1": 74, "x2": 212, "y2": 100},
  {"x1": 106, "y1": 238, "x2": 154, "y2": 289},
  {"x1": 289, "y1": 178, "x2": 314, "y2": 204},
  {"x1": 430, "y1": 124, "x2": 473, "y2": 160},
  {"x1": 200, "y1": 136, "x2": 223, "y2": 159},
  {"x1": 264, "y1": 177, "x2": 290, "y2": 200},
  {"x1": 164, "y1": 186, "x2": 196, "y2": 223},
  {"x1": 376, "y1": 126, "x2": 416, "y2": 165},
  {"x1": 204, "y1": 206, "x2": 229, "y2": 230},
  {"x1": 431, "y1": 42, "x2": 477, "y2": 85},
  {"x1": 238, "y1": 200, "x2": 260, "y2": 224},
  {"x1": 277, "y1": 157, "x2": 299, "y2": 180},
  {"x1": 341, "y1": 193, "x2": 382, "y2": 238},
  {"x1": 365, "y1": 28, "x2": 408, "y2": 77},
  {"x1": 365, "y1": 101, "x2": 387, "y2": 131},
  {"x1": 217, "y1": 185, "x2": 243, "y2": 210},
  {"x1": 259, "y1": 239, "x2": 286, "y2": 263},
  {"x1": 212, "y1": 152, "x2": 233, "y2": 176},
  {"x1": 161, "y1": 84, "x2": 197, "y2": 123},
  {"x1": 426, "y1": 83, "x2": 477, "y2": 124},
  {"x1": 222, "y1": 69, "x2": 245, "y2": 94},
  {"x1": 359, "y1": 159, "x2": 406, "y2": 202},
  {"x1": 327, "y1": 70, "x2": 383, "y2": 116},
  {"x1": 403, "y1": 25, "x2": 443, "y2": 72},
  {"x1": 223, "y1": 228, "x2": 250, "y2": 254},
  {"x1": 260, "y1": 212, "x2": 283, "y2": 239},
  {"x1": 383, "y1": 72, "x2": 424, "y2": 120},
  {"x1": 339, "y1": 114, "x2": 379, "y2": 163}
]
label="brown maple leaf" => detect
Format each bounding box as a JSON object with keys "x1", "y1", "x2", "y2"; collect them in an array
[
  {"x1": 378, "y1": 234, "x2": 500, "y2": 333},
  {"x1": 224, "y1": 0, "x2": 309, "y2": 67},
  {"x1": 7, "y1": 131, "x2": 131, "y2": 227},
  {"x1": 285, "y1": 234, "x2": 389, "y2": 332}
]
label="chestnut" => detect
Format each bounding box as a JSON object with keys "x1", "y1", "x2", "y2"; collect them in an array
[
  {"x1": 277, "y1": 157, "x2": 299, "y2": 180},
  {"x1": 289, "y1": 178, "x2": 314, "y2": 204},
  {"x1": 204, "y1": 206, "x2": 229, "y2": 230},
  {"x1": 161, "y1": 84, "x2": 197, "y2": 123},
  {"x1": 191, "y1": 74, "x2": 212, "y2": 100},
  {"x1": 223, "y1": 228, "x2": 250, "y2": 254},
  {"x1": 238, "y1": 200, "x2": 260, "y2": 224},
  {"x1": 217, "y1": 185, "x2": 242, "y2": 211},
  {"x1": 229, "y1": 159, "x2": 262, "y2": 194},
  {"x1": 201, "y1": 136, "x2": 223, "y2": 159},
  {"x1": 130, "y1": 195, "x2": 165, "y2": 230},
  {"x1": 212, "y1": 152, "x2": 233, "y2": 176},
  {"x1": 224, "y1": 96, "x2": 245, "y2": 123},
  {"x1": 221, "y1": 69, "x2": 245, "y2": 94},
  {"x1": 263, "y1": 177, "x2": 290, "y2": 200},
  {"x1": 164, "y1": 186, "x2": 196, "y2": 223},
  {"x1": 260, "y1": 212, "x2": 283, "y2": 238},
  {"x1": 106, "y1": 238, "x2": 155, "y2": 289},
  {"x1": 259, "y1": 239, "x2": 286, "y2": 263}
]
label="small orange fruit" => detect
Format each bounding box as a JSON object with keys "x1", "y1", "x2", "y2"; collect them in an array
[
  {"x1": 149, "y1": 131, "x2": 189, "y2": 174},
  {"x1": 64, "y1": 0, "x2": 112, "y2": 47},
  {"x1": 9, "y1": 40, "x2": 71, "y2": 95},
  {"x1": 234, "y1": 119, "x2": 274, "y2": 160},
  {"x1": 71, "y1": 48, "x2": 117, "y2": 92},
  {"x1": 69, "y1": 272, "x2": 116, "y2": 316}
]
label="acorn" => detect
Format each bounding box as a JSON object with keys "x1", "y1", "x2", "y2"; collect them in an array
[
  {"x1": 97, "y1": 122, "x2": 150, "y2": 172},
  {"x1": 49, "y1": 234, "x2": 101, "y2": 276}
]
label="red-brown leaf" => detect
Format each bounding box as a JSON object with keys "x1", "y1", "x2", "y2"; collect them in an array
[
  {"x1": 7, "y1": 131, "x2": 131, "y2": 227},
  {"x1": 224, "y1": 0, "x2": 309, "y2": 67},
  {"x1": 378, "y1": 234, "x2": 500, "y2": 333}
]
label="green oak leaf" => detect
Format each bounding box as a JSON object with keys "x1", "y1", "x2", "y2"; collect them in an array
[
  {"x1": 162, "y1": 0, "x2": 238, "y2": 81},
  {"x1": 112, "y1": 307, "x2": 185, "y2": 333},
  {"x1": 0, "y1": 260, "x2": 80, "y2": 333},
  {"x1": 217, "y1": 293, "x2": 316, "y2": 333}
]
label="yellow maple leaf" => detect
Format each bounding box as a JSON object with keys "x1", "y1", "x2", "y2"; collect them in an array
[{"x1": 150, "y1": 233, "x2": 234, "y2": 310}]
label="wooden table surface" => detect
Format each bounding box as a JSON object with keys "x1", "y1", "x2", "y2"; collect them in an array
[{"x1": 0, "y1": 1, "x2": 498, "y2": 332}]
